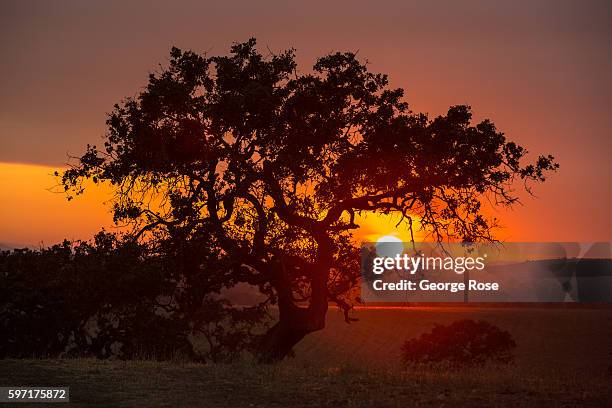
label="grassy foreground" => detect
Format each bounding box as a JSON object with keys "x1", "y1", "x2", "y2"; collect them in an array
[
  {"x1": 1, "y1": 307, "x2": 611, "y2": 407},
  {"x1": 0, "y1": 358, "x2": 610, "y2": 407}
]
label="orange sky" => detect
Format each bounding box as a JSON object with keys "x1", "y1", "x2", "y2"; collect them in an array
[
  {"x1": 1, "y1": 1, "x2": 611, "y2": 246},
  {"x1": 0, "y1": 163, "x2": 113, "y2": 247},
  {"x1": 0, "y1": 161, "x2": 605, "y2": 247}
]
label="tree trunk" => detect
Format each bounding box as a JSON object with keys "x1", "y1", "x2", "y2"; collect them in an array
[
  {"x1": 257, "y1": 236, "x2": 332, "y2": 363},
  {"x1": 257, "y1": 302, "x2": 327, "y2": 363},
  {"x1": 257, "y1": 322, "x2": 308, "y2": 363}
]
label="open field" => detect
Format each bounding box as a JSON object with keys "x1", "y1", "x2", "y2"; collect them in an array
[
  {"x1": 295, "y1": 306, "x2": 612, "y2": 372},
  {"x1": 1, "y1": 307, "x2": 611, "y2": 407}
]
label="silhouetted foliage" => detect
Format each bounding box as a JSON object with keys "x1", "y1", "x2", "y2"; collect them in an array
[
  {"x1": 401, "y1": 319, "x2": 516, "y2": 367},
  {"x1": 59, "y1": 38, "x2": 557, "y2": 361},
  {"x1": 0, "y1": 232, "x2": 266, "y2": 361}
]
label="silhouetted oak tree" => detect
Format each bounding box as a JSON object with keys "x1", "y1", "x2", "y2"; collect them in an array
[{"x1": 62, "y1": 39, "x2": 557, "y2": 362}]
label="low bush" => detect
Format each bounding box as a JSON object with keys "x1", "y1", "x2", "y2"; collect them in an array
[{"x1": 401, "y1": 319, "x2": 516, "y2": 367}]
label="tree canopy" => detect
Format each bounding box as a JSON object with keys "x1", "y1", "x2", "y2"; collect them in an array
[{"x1": 61, "y1": 38, "x2": 557, "y2": 361}]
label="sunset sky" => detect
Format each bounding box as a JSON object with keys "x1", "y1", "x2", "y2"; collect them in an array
[{"x1": 1, "y1": 0, "x2": 611, "y2": 247}]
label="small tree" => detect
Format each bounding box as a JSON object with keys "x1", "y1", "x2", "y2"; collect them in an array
[{"x1": 61, "y1": 39, "x2": 557, "y2": 362}]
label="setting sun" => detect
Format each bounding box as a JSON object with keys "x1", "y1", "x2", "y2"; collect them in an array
[{"x1": 375, "y1": 235, "x2": 404, "y2": 258}]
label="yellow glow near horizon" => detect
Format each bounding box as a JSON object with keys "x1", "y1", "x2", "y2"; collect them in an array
[
  {"x1": 353, "y1": 212, "x2": 424, "y2": 244},
  {"x1": 376, "y1": 235, "x2": 403, "y2": 244}
]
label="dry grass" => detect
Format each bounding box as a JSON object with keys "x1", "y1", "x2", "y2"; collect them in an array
[
  {"x1": 1, "y1": 307, "x2": 611, "y2": 407},
  {"x1": 296, "y1": 307, "x2": 612, "y2": 371}
]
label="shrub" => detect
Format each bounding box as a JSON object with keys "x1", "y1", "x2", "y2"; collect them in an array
[
  {"x1": 0, "y1": 232, "x2": 268, "y2": 362},
  {"x1": 401, "y1": 319, "x2": 516, "y2": 367}
]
